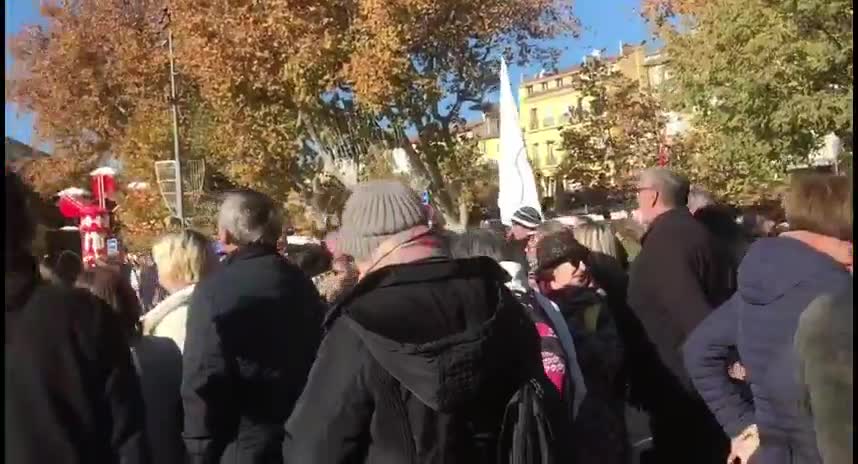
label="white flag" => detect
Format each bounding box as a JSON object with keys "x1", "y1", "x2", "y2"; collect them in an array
[{"x1": 497, "y1": 58, "x2": 541, "y2": 225}]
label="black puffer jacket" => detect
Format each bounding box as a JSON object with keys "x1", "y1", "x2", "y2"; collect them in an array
[
  {"x1": 5, "y1": 257, "x2": 149, "y2": 464},
  {"x1": 283, "y1": 257, "x2": 544, "y2": 463}
]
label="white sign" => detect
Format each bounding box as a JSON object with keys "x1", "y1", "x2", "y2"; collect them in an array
[{"x1": 106, "y1": 238, "x2": 120, "y2": 256}]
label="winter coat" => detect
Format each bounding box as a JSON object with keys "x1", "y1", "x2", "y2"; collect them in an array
[
  {"x1": 133, "y1": 336, "x2": 185, "y2": 464},
  {"x1": 795, "y1": 284, "x2": 853, "y2": 464},
  {"x1": 141, "y1": 284, "x2": 194, "y2": 353},
  {"x1": 283, "y1": 257, "x2": 545, "y2": 464},
  {"x1": 626, "y1": 208, "x2": 734, "y2": 463},
  {"x1": 693, "y1": 204, "x2": 751, "y2": 271},
  {"x1": 5, "y1": 257, "x2": 149, "y2": 464},
  {"x1": 628, "y1": 208, "x2": 736, "y2": 391},
  {"x1": 683, "y1": 237, "x2": 851, "y2": 464},
  {"x1": 181, "y1": 244, "x2": 325, "y2": 464},
  {"x1": 550, "y1": 287, "x2": 628, "y2": 464}
]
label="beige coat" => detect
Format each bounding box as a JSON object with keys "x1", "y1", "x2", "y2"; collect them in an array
[{"x1": 140, "y1": 284, "x2": 193, "y2": 353}]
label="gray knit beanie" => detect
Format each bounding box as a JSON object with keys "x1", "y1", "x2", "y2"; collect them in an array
[{"x1": 338, "y1": 180, "x2": 428, "y2": 262}]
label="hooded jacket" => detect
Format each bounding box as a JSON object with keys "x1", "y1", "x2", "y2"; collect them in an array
[
  {"x1": 283, "y1": 257, "x2": 544, "y2": 463},
  {"x1": 141, "y1": 284, "x2": 194, "y2": 352},
  {"x1": 684, "y1": 237, "x2": 851, "y2": 464}
]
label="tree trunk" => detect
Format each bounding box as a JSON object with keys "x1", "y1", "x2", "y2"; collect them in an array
[{"x1": 398, "y1": 141, "x2": 465, "y2": 229}]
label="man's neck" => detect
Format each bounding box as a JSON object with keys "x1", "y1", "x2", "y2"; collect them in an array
[{"x1": 645, "y1": 205, "x2": 675, "y2": 229}]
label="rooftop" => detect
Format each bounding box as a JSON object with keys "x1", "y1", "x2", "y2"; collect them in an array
[
  {"x1": 5, "y1": 137, "x2": 50, "y2": 170},
  {"x1": 521, "y1": 56, "x2": 619, "y2": 86},
  {"x1": 520, "y1": 42, "x2": 666, "y2": 87}
]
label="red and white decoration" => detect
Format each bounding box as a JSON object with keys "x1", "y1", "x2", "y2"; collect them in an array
[{"x1": 57, "y1": 167, "x2": 118, "y2": 267}]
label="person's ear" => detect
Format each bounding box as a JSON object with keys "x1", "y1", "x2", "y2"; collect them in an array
[{"x1": 650, "y1": 190, "x2": 660, "y2": 209}]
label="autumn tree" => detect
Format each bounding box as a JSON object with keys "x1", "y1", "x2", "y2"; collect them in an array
[
  {"x1": 168, "y1": 0, "x2": 578, "y2": 226},
  {"x1": 642, "y1": 0, "x2": 853, "y2": 201},
  {"x1": 8, "y1": 0, "x2": 578, "y2": 234},
  {"x1": 558, "y1": 57, "x2": 667, "y2": 191},
  {"x1": 640, "y1": 0, "x2": 707, "y2": 25}
]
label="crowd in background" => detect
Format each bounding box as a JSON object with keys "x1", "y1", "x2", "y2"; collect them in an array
[{"x1": 5, "y1": 166, "x2": 852, "y2": 464}]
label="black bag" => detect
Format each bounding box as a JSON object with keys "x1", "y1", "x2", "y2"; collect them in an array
[{"x1": 497, "y1": 377, "x2": 573, "y2": 464}]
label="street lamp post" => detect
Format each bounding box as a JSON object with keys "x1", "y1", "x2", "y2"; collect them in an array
[{"x1": 162, "y1": 9, "x2": 184, "y2": 227}]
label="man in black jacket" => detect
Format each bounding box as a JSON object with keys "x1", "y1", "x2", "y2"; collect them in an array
[
  {"x1": 284, "y1": 180, "x2": 544, "y2": 463},
  {"x1": 627, "y1": 168, "x2": 735, "y2": 464},
  {"x1": 5, "y1": 172, "x2": 149, "y2": 464},
  {"x1": 181, "y1": 190, "x2": 325, "y2": 464}
]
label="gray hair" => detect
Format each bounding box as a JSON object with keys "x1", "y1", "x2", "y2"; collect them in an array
[
  {"x1": 217, "y1": 190, "x2": 283, "y2": 247},
  {"x1": 572, "y1": 222, "x2": 622, "y2": 261},
  {"x1": 639, "y1": 167, "x2": 690, "y2": 208},
  {"x1": 687, "y1": 186, "x2": 715, "y2": 213},
  {"x1": 536, "y1": 219, "x2": 572, "y2": 235}
]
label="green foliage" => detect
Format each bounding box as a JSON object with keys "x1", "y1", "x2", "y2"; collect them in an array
[
  {"x1": 656, "y1": 0, "x2": 853, "y2": 201},
  {"x1": 559, "y1": 58, "x2": 667, "y2": 190}
]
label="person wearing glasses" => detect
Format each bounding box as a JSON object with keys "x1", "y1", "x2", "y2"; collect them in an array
[{"x1": 625, "y1": 167, "x2": 736, "y2": 464}]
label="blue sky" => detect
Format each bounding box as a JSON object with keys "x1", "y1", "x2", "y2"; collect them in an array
[
  {"x1": 4, "y1": 0, "x2": 652, "y2": 147},
  {"x1": 5, "y1": 0, "x2": 45, "y2": 145}
]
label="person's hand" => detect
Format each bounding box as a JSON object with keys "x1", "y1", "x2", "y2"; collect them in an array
[
  {"x1": 728, "y1": 424, "x2": 759, "y2": 464},
  {"x1": 728, "y1": 361, "x2": 747, "y2": 381}
]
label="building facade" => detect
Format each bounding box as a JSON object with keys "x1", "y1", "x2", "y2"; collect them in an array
[
  {"x1": 457, "y1": 104, "x2": 501, "y2": 161},
  {"x1": 472, "y1": 43, "x2": 673, "y2": 198}
]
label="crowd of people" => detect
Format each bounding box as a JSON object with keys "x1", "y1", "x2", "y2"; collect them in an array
[{"x1": 5, "y1": 166, "x2": 852, "y2": 464}]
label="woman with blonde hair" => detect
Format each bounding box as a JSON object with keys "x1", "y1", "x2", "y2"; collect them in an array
[
  {"x1": 685, "y1": 173, "x2": 852, "y2": 464},
  {"x1": 572, "y1": 222, "x2": 629, "y2": 291},
  {"x1": 141, "y1": 229, "x2": 217, "y2": 353}
]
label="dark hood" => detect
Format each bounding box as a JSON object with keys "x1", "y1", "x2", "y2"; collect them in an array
[
  {"x1": 339, "y1": 257, "x2": 538, "y2": 413},
  {"x1": 737, "y1": 237, "x2": 848, "y2": 305}
]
